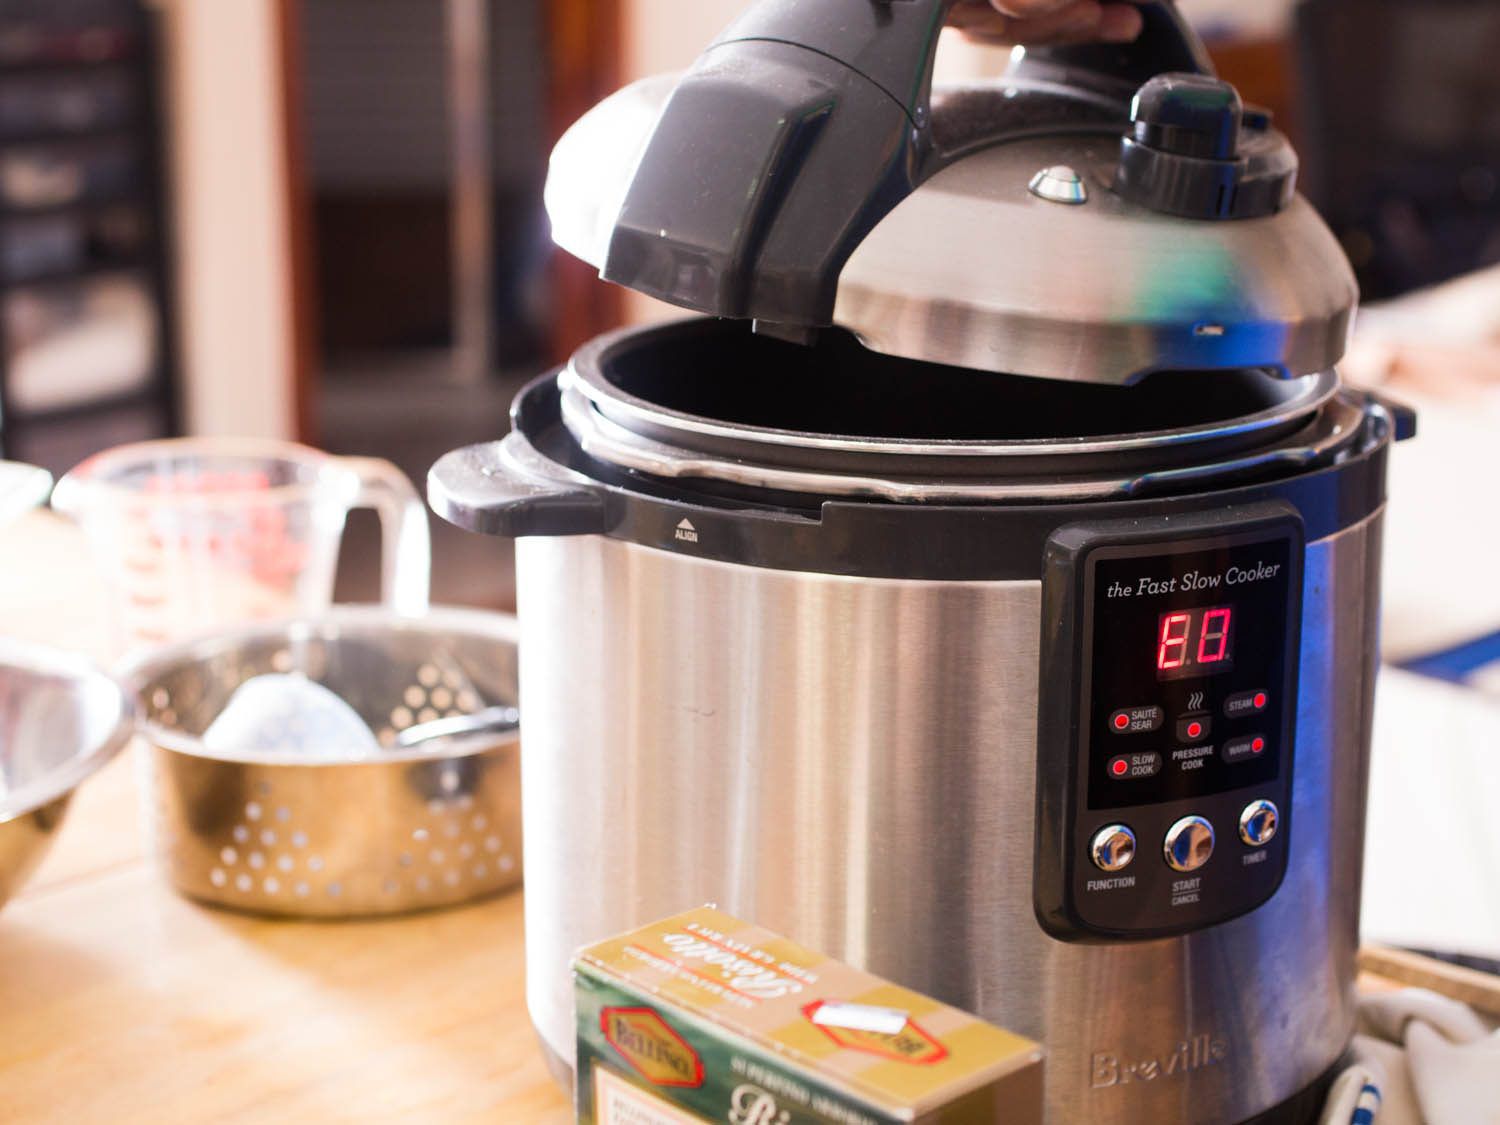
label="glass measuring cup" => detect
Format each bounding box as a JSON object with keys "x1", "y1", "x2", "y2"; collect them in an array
[{"x1": 51, "y1": 438, "x2": 430, "y2": 652}]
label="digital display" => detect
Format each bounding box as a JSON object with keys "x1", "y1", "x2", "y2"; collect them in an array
[
  {"x1": 1083, "y1": 532, "x2": 1298, "y2": 813},
  {"x1": 1156, "y1": 606, "x2": 1234, "y2": 680}
]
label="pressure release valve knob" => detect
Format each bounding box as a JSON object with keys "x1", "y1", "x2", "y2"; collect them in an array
[{"x1": 1114, "y1": 73, "x2": 1298, "y2": 221}]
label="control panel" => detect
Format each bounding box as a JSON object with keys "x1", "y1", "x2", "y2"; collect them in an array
[{"x1": 1034, "y1": 504, "x2": 1303, "y2": 941}]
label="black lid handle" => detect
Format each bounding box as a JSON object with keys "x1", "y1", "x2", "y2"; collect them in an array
[
  {"x1": 602, "y1": 1, "x2": 1216, "y2": 326},
  {"x1": 1021, "y1": 3, "x2": 1214, "y2": 88},
  {"x1": 715, "y1": 0, "x2": 1212, "y2": 122}
]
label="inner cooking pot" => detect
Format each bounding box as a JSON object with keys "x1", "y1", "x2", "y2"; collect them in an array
[
  {"x1": 593, "y1": 321, "x2": 1318, "y2": 440},
  {"x1": 558, "y1": 319, "x2": 1347, "y2": 494}
]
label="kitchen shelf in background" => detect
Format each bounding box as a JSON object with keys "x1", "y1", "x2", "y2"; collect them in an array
[{"x1": 0, "y1": 0, "x2": 178, "y2": 476}]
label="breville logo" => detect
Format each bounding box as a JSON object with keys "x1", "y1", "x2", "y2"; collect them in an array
[
  {"x1": 1091, "y1": 1032, "x2": 1229, "y2": 1088},
  {"x1": 675, "y1": 519, "x2": 699, "y2": 544}
]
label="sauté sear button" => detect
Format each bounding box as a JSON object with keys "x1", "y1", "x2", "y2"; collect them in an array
[
  {"x1": 1221, "y1": 734, "x2": 1268, "y2": 764},
  {"x1": 1090, "y1": 824, "x2": 1137, "y2": 872},
  {"x1": 1225, "y1": 690, "x2": 1269, "y2": 718},
  {"x1": 1176, "y1": 714, "x2": 1211, "y2": 743},
  {"x1": 1163, "y1": 815, "x2": 1215, "y2": 873},
  {"x1": 1108, "y1": 751, "x2": 1163, "y2": 780},
  {"x1": 1109, "y1": 705, "x2": 1164, "y2": 734},
  {"x1": 1239, "y1": 799, "x2": 1280, "y2": 847}
]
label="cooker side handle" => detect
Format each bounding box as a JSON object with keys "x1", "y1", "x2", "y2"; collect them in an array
[{"x1": 428, "y1": 437, "x2": 608, "y2": 539}]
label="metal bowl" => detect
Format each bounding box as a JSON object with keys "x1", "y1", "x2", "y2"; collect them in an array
[
  {"x1": 0, "y1": 640, "x2": 133, "y2": 909},
  {"x1": 122, "y1": 607, "x2": 522, "y2": 918}
]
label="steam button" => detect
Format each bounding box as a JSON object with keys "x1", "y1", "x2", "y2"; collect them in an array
[
  {"x1": 1225, "y1": 690, "x2": 1269, "y2": 718},
  {"x1": 1090, "y1": 824, "x2": 1137, "y2": 873},
  {"x1": 1163, "y1": 815, "x2": 1215, "y2": 873},
  {"x1": 1239, "y1": 800, "x2": 1280, "y2": 847}
]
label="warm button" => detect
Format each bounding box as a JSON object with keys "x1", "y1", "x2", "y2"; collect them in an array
[
  {"x1": 1090, "y1": 824, "x2": 1137, "y2": 873},
  {"x1": 1239, "y1": 799, "x2": 1280, "y2": 847},
  {"x1": 1163, "y1": 815, "x2": 1215, "y2": 873},
  {"x1": 1222, "y1": 734, "x2": 1268, "y2": 764}
]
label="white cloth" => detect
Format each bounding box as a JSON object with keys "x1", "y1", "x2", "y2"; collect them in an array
[
  {"x1": 1320, "y1": 989, "x2": 1500, "y2": 1124},
  {"x1": 1363, "y1": 671, "x2": 1500, "y2": 961}
]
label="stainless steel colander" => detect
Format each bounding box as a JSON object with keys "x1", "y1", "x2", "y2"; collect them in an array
[
  {"x1": 122, "y1": 607, "x2": 521, "y2": 918},
  {"x1": 1, "y1": 639, "x2": 132, "y2": 909}
]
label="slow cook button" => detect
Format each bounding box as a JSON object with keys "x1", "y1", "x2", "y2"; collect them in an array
[
  {"x1": 1108, "y1": 752, "x2": 1163, "y2": 781},
  {"x1": 1109, "y1": 705, "x2": 1164, "y2": 734},
  {"x1": 1225, "y1": 690, "x2": 1269, "y2": 718},
  {"x1": 1222, "y1": 734, "x2": 1268, "y2": 764}
]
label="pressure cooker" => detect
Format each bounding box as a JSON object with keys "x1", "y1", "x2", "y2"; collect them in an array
[{"x1": 431, "y1": 4, "x2": 1414, "y2": 1121}]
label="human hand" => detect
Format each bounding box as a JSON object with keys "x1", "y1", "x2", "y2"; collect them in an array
[{"x1": 948, "y1": 0, "x2": 1144, "y2": 46}]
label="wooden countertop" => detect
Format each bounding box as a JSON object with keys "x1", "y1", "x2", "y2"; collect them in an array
[{"x1": 0, "y1": 512, "x2": 571, "y2": 1123}]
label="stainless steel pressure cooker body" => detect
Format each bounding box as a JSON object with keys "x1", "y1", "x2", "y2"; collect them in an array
[{"x1": 431, "y1": 4, "x2": 1414, "y2": 1122}]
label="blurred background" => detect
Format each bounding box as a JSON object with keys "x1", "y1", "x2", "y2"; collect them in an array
[{"x1": 0, "y1": 0, "x2": 1493, "y2": 639}]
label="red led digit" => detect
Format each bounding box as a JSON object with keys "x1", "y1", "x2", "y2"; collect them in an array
[
  {"x1": 1197, "y1": 607, "x2": 1233, "y2": 665},
  {"x1": 1157, "y1": 612, "x2": 1191, "y2": 672}
]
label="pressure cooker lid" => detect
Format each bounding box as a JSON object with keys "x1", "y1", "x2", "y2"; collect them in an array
[{"x1": 545, "y1": 1, "x2": 1358, "y2": 384}]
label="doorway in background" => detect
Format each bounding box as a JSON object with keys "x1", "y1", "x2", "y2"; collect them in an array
[{"x1": 281, "y1": 0, "x2": 621, "y2": 608}]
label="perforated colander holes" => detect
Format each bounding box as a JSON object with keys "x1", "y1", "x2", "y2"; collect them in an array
[
  {"x1": 375, "y1": 664, "x2": 484, "y2": 744},
  {"x1": 395, "y1": 802, "x2": 516, "y2": 895},
  {"x1": 198, "y1": 778, "x2": 516, "y2": 904},
  {"x1": 206, "y1": 793, "x2": 333, "y2": 899}
]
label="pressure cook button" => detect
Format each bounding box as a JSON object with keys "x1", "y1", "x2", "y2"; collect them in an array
[
  {"x1": 1176, "y1": 715, "x2": 1211, "y2": 743},
  {"x1": 1225, "y1": 690, "x2": 1269, "y2": 718},
  {"x1": 1090, "y1": 824, "x2": 1137, "y2": 873},
  {"x1": 1163, "y1": 815, "x2": 1215, "y2": 873},
  {"x1": 1109, "y1": 705, "x2": 1164, "y2": 734},
  {"x1": 1222, "y1": 734, "x2": 1268, "y2": 764},
  {"x1": 1239, "y1": 800, "x2": 1280, "y2": 847},
  {"x1": 1108, "y1": 752, "x2": 1163, "y2": 780}
]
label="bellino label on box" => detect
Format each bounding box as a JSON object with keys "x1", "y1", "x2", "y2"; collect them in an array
[{"x1": 574, "y1": 908, "x2": 1043, "y2": 1125}]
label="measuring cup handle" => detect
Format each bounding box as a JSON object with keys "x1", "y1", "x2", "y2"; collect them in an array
[{"x1": 342, "y1": 457, "x2": 431, "y2": 614}]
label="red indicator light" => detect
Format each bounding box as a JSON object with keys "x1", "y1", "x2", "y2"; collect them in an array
[
  {"x1": 1187, "y1": 721, "x2": 1203, "y2": 740},
  {"x1": 1113, "y1": 713, "x2": 1130, "y2": 731},
  {"x1": 1252, "y1": 737, "x2": 1265, "y2": 754},
  {"x1": 1111, "y1": 758, "x2": 1129, "y2": 777},
  {"x1": 1253, "y1": 692, "x2": 1267, "y2": 709}
]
